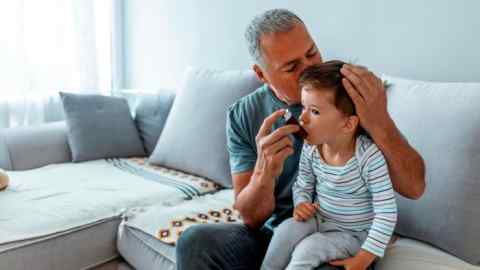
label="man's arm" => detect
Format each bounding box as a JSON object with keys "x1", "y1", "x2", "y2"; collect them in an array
[
  {"x1": 232, "y1": 170, "x2": 275, "y2": 229},
  {"x1": 232, "y1": 109, "x2": 298, "y2": 229},
  {"x1": 370, "y1": 118, "x2": 425, "y2": 199},
  {"x1": 341, "y1": 64, "x2": 426, "y2": 199}
]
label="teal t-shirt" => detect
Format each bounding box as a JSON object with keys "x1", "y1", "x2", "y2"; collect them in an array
[{"x1": 226, "y1": 84, "x2": 304, "y2": 229}]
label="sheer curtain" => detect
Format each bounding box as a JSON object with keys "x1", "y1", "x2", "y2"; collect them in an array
[{"x1": 0, "y1": 0, "x2": 112, "y2": 128}]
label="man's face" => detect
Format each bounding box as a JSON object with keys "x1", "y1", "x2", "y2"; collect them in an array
[
  {"x1": 255, "y1": 23, "x2": 322, "y2": 105},
  {"x1": 299, "y1": 87, "x2": 348, "y2": 145}
]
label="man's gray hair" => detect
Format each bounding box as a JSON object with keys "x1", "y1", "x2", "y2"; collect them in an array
[{"x1": 245, "y1": 9, "x2": 303, "y2": 66}]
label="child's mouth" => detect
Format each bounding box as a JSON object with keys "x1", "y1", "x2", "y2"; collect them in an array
[{"x1": 293, "y1": 126, "x2": 308, "y2": 140}]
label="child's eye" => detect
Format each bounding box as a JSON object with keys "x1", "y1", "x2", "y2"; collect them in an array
[{"x1": 311, "y1": 109, "x2": 319, "y2": 115}]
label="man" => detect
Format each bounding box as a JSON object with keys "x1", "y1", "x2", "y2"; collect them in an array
[{"x1": 176, "y1": 9, "x2": 425, "y2": 270}]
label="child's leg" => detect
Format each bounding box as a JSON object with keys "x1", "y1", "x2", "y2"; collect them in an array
[
  {"x1": 261, "y1": 216, "x2": 319, "y2": 270},
  {"x1": 286, "y1": 230, "x2": 367, "y2": 270}
]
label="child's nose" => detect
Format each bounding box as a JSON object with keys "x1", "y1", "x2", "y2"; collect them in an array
[{"x1": 299, "y1": 111, "x2": 307, "y2": 125}]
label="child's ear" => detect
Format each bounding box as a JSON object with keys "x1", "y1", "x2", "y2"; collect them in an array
[{"x1": 343, "y1": 115, "x2": 359, "y2": 133}]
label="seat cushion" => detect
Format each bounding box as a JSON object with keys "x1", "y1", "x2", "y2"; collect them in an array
[
  {"x1": 0, "y1": 218, "x2": 120, "y2": 270},
  {"x1": 117, "y1": 189, "x2": 236, "y2": 270},
  {"x1": 117, "y1": 225, "x2": 176, "y2": 270},
  {"x1": 382, "y1": 75, "x2": 480, "y2": 265},
  {"x1": 1, "y1": 158, "x2": 220, "y2": 244},
  {"x1": 376, "y1": 238, "x2": 480, "y2": 270}
]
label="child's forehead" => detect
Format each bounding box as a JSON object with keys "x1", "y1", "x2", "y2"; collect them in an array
[{"x1": 301, "y1": 87, "x2": 335, "y2": 105}]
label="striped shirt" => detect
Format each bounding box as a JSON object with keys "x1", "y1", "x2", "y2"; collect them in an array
[{"x1": 293, "y1": 135, "x2": 397, "y2": 257}]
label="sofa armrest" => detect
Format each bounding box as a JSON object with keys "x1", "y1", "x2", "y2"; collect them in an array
[{"x1": 0, "y1": 121, "x2": 72, "y2": 170}]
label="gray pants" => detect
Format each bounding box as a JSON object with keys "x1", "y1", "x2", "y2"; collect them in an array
[{"x1": 261, "y1": 215, "x2": 368, "y2": 270}]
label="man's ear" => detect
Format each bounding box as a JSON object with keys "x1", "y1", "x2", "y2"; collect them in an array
[
  {"x1": 343, "y1": 115, "x2": 360, "y2": 133},
  {"x1": 253, "y1": 64, "x2": 268, "y2": 84}
]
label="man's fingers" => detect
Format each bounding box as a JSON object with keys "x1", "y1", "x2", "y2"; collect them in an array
[
  {"x1": 257, "y1": 109, "x2": 285, "y2": 138},
  {"x1": 273, "y1": 145, "x2": 294, "y2": 162},
  {"x1": 266, "y1": 124, "x2": 299, "y2": 144},
  {"x1": 264, "y1": 136, "x2": 293, "y2": 156},
  {"x1": 352, "y1": 64, "x2": 380, "y2": 91},
  {"x1": 342, "y1": 78, "x2": 365, "y2": 108},
  {"x1": 341, "y1": 64, "x2": 373, "y2": 100},
  {"x1": 347, "y1": 64, "x2": 383, "y2": 94}
]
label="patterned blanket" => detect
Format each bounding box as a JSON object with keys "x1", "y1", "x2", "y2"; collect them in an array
[{"x1": 157, "y1": 207, "x2": 242, "y2": 245}]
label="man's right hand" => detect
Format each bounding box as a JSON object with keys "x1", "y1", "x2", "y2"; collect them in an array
[
  {"x1": 254, "y1": 109, "x2": 299, "y2": 181},
  {"x1": 294, "y1": 202, "x2": 319, "y2": 221},
  {"x1": 233, "y1": 109, "x2": 300, "y2": 229}
]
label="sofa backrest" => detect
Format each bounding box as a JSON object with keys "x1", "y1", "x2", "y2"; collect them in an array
[
  {"x1": 0, "y1": 91, "x2": 177, "y2": 171},
  {"x1": 384, "y1": 75, "x2": 480, "y2": 265},
  {"x1": 0, "y1": 121, "x2": 72, "y2": 170}
]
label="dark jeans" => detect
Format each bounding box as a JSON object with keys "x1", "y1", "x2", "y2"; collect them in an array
[{"x1": 175, "y1": 223, "x2": 374, "y2": 270}]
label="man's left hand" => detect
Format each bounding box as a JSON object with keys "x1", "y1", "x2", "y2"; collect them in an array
[
  {"x1": 329, "y1": 249, "x2": 376, "y2": 270},
  {"x1": 340, "y1": 64, "x2": 392, "y2": 136},
  {"x1": 329, "y1": 256, "x2": 368, "y2": 270}
]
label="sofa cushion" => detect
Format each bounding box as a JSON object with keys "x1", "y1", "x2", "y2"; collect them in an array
[
  {"x1": 383, "y1": 75, "x2": 480, "y2": 265},
  {"x1": 117, "y1": 189, "x2": 235, "y2": 270},
  {"x1": 0, "y1": 121, "x2": 71, "y2": 170},
  {"x1": 375, "y1": 238, "x2": 480, "y2": 270},
  {"x1": 134, "y1": 92, "x2": 175, "y2": 155},
  {"x1": 149, "y1": 67, "x2": 262, "y2": 188},
  {"x1": 60, "y1": 92, "x2": 145, "y2": 162}
]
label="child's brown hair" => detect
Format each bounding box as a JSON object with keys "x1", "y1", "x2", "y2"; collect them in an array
[{"x1": 299, "y1": 60, "x2": 367, "y2": 136}]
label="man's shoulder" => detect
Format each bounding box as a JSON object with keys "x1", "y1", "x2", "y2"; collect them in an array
[{"x1": 228, "y1": 84, "x2": 272, "y2": 120}]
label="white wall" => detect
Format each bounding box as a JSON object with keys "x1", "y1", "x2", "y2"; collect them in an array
[{"x1": 122, "y1": 0, "x2": 480, "y2": 90}]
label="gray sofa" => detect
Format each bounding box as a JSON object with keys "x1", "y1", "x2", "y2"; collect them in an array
[{"x1": 1, "y1": 68, "x2": 479, "y2": 270}]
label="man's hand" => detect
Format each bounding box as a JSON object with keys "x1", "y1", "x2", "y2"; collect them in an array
[
  {"x1": 341, "y1": 64, "x2": 426, "y2": 199},
  {"x1": 233, "y1": 109, "x2": 299, "y2": 229},
  {"x1": 330, "y1": 249, "x2": 376, "y2": 270},
  {"x1": 340, "y1": 64, "x2": 390, "y2": 136},
  {"x1": 293, "y1": 202, "x2": 319, "y2": 221},
  {"x1": 254, "y1": 109, "x2": 299, "y2": 181}
]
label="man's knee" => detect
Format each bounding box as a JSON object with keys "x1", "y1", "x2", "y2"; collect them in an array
[{"x1": 176, "y1": 224, "x2": 212, "y2": 255}]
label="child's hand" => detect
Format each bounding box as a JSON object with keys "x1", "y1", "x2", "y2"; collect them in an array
[
  {"x1": 293, "y1": 202, "x2": 319, "y2": 221},
  {"x1": 329, "y1": 249, "x2": 376, "y2": 270}
]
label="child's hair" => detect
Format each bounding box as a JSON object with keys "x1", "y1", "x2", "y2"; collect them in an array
[{"x1": 299, "y1": 60, "x2": 367, "y2": 136}]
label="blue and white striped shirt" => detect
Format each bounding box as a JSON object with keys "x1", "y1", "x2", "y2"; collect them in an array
[{"x1": 293, "y1": 135, "x2": 397, "y2": 257}]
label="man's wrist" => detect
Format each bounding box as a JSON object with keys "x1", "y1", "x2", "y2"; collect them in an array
[
  {"x1": 369, "y1": 115, "x2": 401, "y2": 148},
  {"x1": 252, "y1": 167, "x2": 275, "y2": 190}
]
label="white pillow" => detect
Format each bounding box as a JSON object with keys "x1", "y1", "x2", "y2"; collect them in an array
[
  {"x1": 149, "y1": 67, "x2": 262, "y2": 188},
  {"x1": 382, "y1": 74, "x2": 480, "y2": 265}
]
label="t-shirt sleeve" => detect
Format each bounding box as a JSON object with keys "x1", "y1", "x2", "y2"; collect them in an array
[{"x1": 226, "y1": 105, "x2": 256, "y2": 174}]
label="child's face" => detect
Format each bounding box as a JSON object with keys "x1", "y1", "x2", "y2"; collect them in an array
[{"x1": 299, "y1": 86, "x2": 350, "y2": 145}]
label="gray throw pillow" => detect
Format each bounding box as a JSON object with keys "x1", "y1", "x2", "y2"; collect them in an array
[
  {"x1": 382, "y1": 75, "x2": 480, "y2": 265},
  {"x1": 60, "y1": 92, "x2": 145, "y2": 162},
  {"x1": 149, "y1": 67, "x2": 262, "y2": 188},
  {"x1": 134, "y1": 92, "x2": 175, "y2": 155}
]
